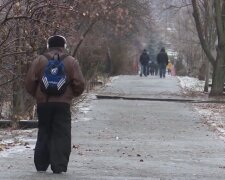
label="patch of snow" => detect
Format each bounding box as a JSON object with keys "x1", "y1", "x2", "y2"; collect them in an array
[
  {"x1": 78, "y1": 107, "x2": 91, "y2": 114},
  {"x1": 74, "y1": 117, "x2": 92, "y2": 123},
  {"x1": 105, "y1": 76, "x2": 120, "y2": 87},
  {"x1": 1, "y1": 101, "x2": 11, "y2": 118},
  {"x1": 0, "y1": 144, "x2": 35, "y2": 158},
  {"x1": 110, "y1": 76, "x2": 119, "y2": 82},
  {"x1": 87, "y1": 93, "x2": 97, "y2": 100},
  {"x1": 0, "y1": 128, "x2": 37, "y2": 157},
  {"x1": 177, "y1": 76, "x2": 205, "y2": 92}
]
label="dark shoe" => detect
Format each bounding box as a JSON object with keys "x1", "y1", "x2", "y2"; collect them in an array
[
  {"x1": 36, "y1": 167, "x2": 48, "y2": 172},
  {"x1": 53, "y1": 169, "x2": 67, "y2": 174},
  {"x1": 53, "y1": 171, "x2": 62, "y2": 174}
]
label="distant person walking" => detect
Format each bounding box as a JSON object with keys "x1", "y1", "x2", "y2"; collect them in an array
[
  {"x1": 25, "y1": 35, "x2": 85, "y2": 174},
  {"x1": 167, "y1": 61, "x2": 173, "y2": 75},
  {"x1": 157, "y1": 47, "x2": 169, "y2": 78},
  {"x1": 139, "y1": 49, "x2": 150, "y2": 77}
]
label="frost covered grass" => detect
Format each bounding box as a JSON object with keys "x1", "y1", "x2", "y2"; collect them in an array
[
  {"x1": 178, "y1": 76, "x2": 225, "y2": 142},
  {"x1": 193, "y1": 103, "x2": 225, "y2": 142}
]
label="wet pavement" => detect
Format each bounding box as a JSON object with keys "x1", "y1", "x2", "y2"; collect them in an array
[{"x1": 1, "y1": 75, "x2": 225, "y2": 180}]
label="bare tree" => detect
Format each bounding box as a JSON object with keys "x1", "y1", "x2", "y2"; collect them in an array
[
  {"x1": 192, "y1": 0, "x2": 225, "y2": 96},
  {"x1": 0, "y1": 0, "x2": 154, "y2": 121}
]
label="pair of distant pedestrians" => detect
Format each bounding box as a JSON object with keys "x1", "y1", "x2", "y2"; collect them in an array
[{"x1": 139, "y1": 48, "x2": 168, "y2": 78}]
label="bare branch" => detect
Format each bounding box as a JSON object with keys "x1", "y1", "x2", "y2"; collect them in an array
[
  {"x1": 0, "y1": 76, "x2": 19, "y2": 87},
  {"x1": 192, "y1": 0, "x2": 215, "y2": 67}
]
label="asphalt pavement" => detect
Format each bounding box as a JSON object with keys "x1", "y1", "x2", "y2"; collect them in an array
[{"x1": 1, "y1": 75, "x2": 225, "y2": 180}]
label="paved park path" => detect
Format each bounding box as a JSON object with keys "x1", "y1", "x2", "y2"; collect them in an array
[{"x1": 1, "y1": 75, "x2": 225, "y2": 180}]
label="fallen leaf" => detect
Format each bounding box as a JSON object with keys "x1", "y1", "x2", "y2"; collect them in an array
[
  {"x1": 73, "y1": 145, "x2": 79, "y2": 149},
  {"x1": 78, "y1": 152, "x2": 84, "y2": 156}
]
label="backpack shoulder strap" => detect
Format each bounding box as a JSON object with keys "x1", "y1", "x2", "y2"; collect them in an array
[{"x1": 43, "y1": 53, "x2": 69, "y2": 61}]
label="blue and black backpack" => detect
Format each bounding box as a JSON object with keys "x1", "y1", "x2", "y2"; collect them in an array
[{"x1": 40, "y1": 54, "x2": 68, "y2": 96}]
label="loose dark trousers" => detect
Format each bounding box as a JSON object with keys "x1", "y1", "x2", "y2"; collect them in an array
[
  {"x1": 34, "y1": 103, "x2": 71, "y2": 173},
  {"x1": 140, "y1": 64, "x2": 148, "y2": 77},
  {"x1": 159, "y1": 64, "x2": 166, "y2": 78}
]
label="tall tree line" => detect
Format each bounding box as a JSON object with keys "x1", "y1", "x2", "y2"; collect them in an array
[{"x1": 0, "y1": 0, "x2": 153, "y2": 120}]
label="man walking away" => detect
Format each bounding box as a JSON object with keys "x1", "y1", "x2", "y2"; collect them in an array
[
  {"x1": 25, "y1": 35, "x2": 85, "y2": 174},
  {"x1": 139, "y1": 49, "x2": 150, "y2": 77},
  {"x1": 157, "y1": 47, "x2": 169, "y2": 78}
]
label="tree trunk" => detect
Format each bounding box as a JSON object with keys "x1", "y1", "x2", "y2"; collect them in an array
[
  {"x1": 210, "y1": 0, "x2": 225, "y2": 96},
  {"x1": 204, "y1": 60, "x2": 209, "y2": 92},
  {"x1": 106, "y1": 47, "x2": 112, "y2": 75},
  {"x1": 210, "y1": 49, "x2": 225, "y2": 96},
  {"x1": 12, "y1": 22, "x2": 25, "y2": 126}
]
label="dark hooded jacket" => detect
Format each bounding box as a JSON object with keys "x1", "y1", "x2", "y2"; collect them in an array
[
  {"x1": 157, "y1": 48, "x2": 169, "y2": 65},
  {"x1": 25, "y1": 47, "x2": 85, "y2": 104},
  {"x1": 139, "y1": 51, "x2": 150, "y2": 65}
]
